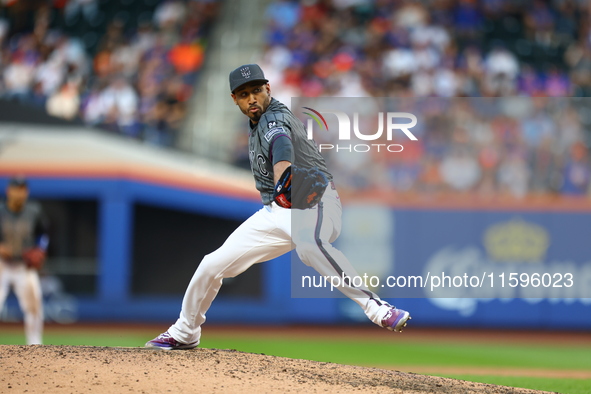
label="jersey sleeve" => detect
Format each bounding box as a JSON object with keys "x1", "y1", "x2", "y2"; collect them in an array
[
  {"x1": 258, "y1": 112, "x2": 294, "y2": 165},
  {"x1": 270, "y1": 135, "x2": 293, "y2": 165}
]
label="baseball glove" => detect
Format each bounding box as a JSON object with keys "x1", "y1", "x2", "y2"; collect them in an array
[
  {"x1": 22, "y1": 247, "x2": 46, "y2": 270},
  {"x1": 273, "y1": 166, "x2": 329, "y2": 209}
]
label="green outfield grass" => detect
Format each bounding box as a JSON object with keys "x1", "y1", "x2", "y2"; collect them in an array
[
  {"x1": 1, "y1": 327, "x2": 589, "y2": 394},
  {"x1": 0, "y1": 330, "x2": 146, "y2": 347},
  {"x1": 429, "y1": 374, "x2": 590, "y2": 394}
]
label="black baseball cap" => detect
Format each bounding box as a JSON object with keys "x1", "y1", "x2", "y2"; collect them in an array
[
  {"x1": 229, "y1": 64, "x2": 268, "y2": 93},
  {"x1": 8, "y1": 176, "x2": 28, "y2": 187}
]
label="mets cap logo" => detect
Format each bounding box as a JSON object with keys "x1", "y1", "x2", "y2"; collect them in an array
[{"x1": 241, "y1": 67, "x2": 251, "y2": 78}]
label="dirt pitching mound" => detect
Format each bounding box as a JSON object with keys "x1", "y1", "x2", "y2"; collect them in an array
[{"x1": 0, "y1": 345, "x2": 555, "y2": 393}]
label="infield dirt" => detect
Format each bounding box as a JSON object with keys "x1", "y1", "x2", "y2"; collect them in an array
[{"x1": 0, "y1": 345, "x2": 556, "y2": 393}]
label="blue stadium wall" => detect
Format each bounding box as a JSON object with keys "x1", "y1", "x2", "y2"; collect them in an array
[{"x1": 1, "y1": 176, "x2": 589, "y2": 330}]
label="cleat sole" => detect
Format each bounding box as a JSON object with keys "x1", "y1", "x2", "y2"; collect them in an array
[
  {"x1": 396, "y1": 315, "x2": 411, "y2": 333},
  {"x1": 383, "y1": 309, "x2": 412, "y2": 333}
]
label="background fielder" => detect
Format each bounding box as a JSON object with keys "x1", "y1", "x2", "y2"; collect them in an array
[
  {"x1": 146, "y1": 64, "x2": 410, "y2": 350},
  {"x1": 0, "y1": 176, "x2": 49, "y2": 345}
]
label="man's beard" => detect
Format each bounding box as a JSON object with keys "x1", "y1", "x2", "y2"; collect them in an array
[
  {"x1": 246, "y1": 97, "x2": 270, "y2": 123},
  {"x1": 250, "y1": 109, "x2": 262, "y2": 122}
]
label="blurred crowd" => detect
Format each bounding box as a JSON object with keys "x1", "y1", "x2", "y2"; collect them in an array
[
  {"x1": 263, "y1": 0, "x2": 591, "y2": 99},
  {"x1": 0, "y1": 0, "x2": 218, "y2": 146},
  {"x1": 302, "y1": 97, "x2": 589, "y2": 199},
  {"x1": 260, "y1": 0, "x2": 591, "y2": 199}
]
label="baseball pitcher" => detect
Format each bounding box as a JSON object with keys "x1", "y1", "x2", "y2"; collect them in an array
[
  {"x1": 146, "y1": 64, "x2": 410, "y2": 349},
  {"x1": 0, "y1": 176, "x2": 49, "y2": 345}
]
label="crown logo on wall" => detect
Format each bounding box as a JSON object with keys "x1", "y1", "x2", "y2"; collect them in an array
[{"x1": 483, "y1": 219, "x2": 549, "y2": 262}]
